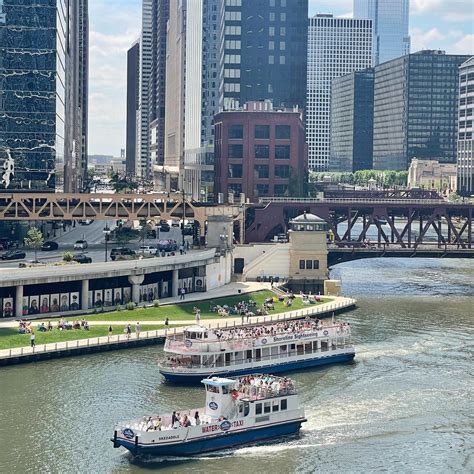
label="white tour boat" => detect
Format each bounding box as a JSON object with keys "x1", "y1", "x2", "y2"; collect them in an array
[
  {"x1": 112, "y1": 375, "x2": 306, "y2": 456},
  {"x1": 159, "y1": 318, "x2": 355, "y2": 383}
]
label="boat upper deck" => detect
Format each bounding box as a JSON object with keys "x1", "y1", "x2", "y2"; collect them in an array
[{"x1": 164, "y1": 319, "x2": 351, "y2": 354}]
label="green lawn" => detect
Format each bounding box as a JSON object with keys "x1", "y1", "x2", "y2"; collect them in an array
[
  {"x1": 0, "y1": 325, "x2": 164, "y2": 350},
  {"x1": 79, "y1": 290, "x2": 328, "y2": 322}
]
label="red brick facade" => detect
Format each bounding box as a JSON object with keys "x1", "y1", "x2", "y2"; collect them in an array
[{"x1": 214, "y1": 107, "x2": 307, "y2": 203}]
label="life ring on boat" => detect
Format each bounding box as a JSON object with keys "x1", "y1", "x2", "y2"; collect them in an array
[
  {"x1": 231, "y1": 390, "x2": 239, "y2": 400},
  {"x1": 323, "y1": 330, "x2": 329, "y2": 336}
]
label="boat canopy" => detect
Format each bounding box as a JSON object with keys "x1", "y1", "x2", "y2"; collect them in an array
[{"x1": 201, "y1": 377, "x2": 235, "y2": 387}]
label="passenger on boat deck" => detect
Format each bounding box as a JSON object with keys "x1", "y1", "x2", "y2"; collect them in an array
[
  {"x1": 182, "y1": 415, "x2": 191, "y2": 427},
  {"x1": 173, "y1": 413, "x2": 181, "y2": 429},
  {"x1": 171, "y1": 411, "x2": 178, "y2": 428},
  {"x1": 194, "y1": 411, "x2": 201, "y2": 425},
  {"x1": 154, "y1": 417, "x2": 162, "y2": 431},
  {"x1": 146, "y1": 417, "x2": 154, "y2": 431}
]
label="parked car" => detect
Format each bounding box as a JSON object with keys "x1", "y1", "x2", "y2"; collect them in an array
[
  {"x1": 73, "y1": 239, "x2": 88, "y2": 250},
  {"x1": 41, "y1": 241, "x2": 59, "y2": 251},
  {"x1": 79, "y1": 219, "x2": 93, "y2": 225},
  {"x1": 159, "y1": 222, "x2": 170, "y2": 232},
  {"x1": 1, "y1": 250, "x2": 26, "y2": 261},
  {"x1": 183, "y1": 224, "x2": 194, "y2": 236},
  {"x1": 146, "y1": 229, "x2": 157, "y2": 239},
  {"x1": 138, "y1": 245, "x2": 157, "y2": 256},
  {"x1": 171, "y1": 219, "x2": 181, "y2": 227},
  {"x1": 110, "y1": 247, "x2": 136, "y2": 261},
  {"x1": 73, "y1": 253, "x2": 92, "y2": 264}
]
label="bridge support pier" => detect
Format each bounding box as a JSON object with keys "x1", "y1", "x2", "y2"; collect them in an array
[
  {"x1": 15, "y1": 284, "x2": 23, "y2": 319},
  {"x1": 81, "y1": 279, "x2": 89, "y2": 311},
  {"x1": 128, "y1": 275, "x2": 145, "y2": 304},
  {"x1": 172, "y1": 269, "x2": 179, "y2": 297}
]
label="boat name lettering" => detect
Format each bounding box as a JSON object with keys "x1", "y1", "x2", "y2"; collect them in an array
[
  {"x1": 159, "y1": 434, "x2": 180, "y2": 441},
  {"x1": 201, "y1": 420, "x2": 243, "y2": 433},
  {"x1": 272, "y1": 332, "x2": 319, "y2": 343}
]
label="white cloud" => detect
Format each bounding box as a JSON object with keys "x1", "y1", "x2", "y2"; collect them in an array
[
  {"x1": 411, "y1": 0, "x2": 474, "y2": 22},
  {"x1": 411, "y1": 27, "x2": 446, "y2": 51},
  {"x1": 453, "y1": 34, "x2": 474, "y2": 54}
]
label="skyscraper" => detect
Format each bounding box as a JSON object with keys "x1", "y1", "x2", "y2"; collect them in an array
[
  {"x1": 0, "y1": 0, "x2": 88, "y2": 193},
  {"x1": 222, "y1": 0, "x2": 308, "y2": 111},
  {"x1": 149, "y1": 0, "x2": 169, "y2": 168},
  {"x1": 126, "y1": 41, "x2": 140, "y2": 175},
  {"x1": 307, "y1": 14, "x2": 372, "y2": 171},
  {"x1": 330, "y1": 69, "x2": 374, "y2": 172},
  {"x1": 457, "y1": 57, "x2": 474, "y2": 197},
  {"x1": 373, "y1": 50, "x2": 470, "y2": 170},
  {"x1": 354, "y1": 0, "x2": 410, "y2": 65},
  {"x1": 136, "y1": 0, "x2": 153, "y2": 177}
]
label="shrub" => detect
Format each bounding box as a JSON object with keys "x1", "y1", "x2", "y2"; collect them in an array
[
  {"x1": 63, "y1": 251, "x2": 73, "y2": 262},
  {"x1": 125, "y1": 302, "x2": 136, "y2": 311},
  {"x1": 153, "y1": 299, "x2": 160, "y2": 307}
]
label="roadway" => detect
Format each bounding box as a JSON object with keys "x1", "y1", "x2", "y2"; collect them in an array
[{"x1": 0, "y1": 220, "x2": 193, "y2": 269}]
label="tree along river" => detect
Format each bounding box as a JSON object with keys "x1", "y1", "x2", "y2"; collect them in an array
[{"x1": 0, "y1": 258, "x2": 472, "y2": 473}]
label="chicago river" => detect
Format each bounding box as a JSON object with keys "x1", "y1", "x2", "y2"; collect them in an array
[{"x1": 0, "y1": 258, "x2": 472, "y2": 473}]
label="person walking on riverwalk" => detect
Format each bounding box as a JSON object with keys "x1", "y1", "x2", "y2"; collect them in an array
[
  {"x1": 30, "y1": 331, "x2": 36, "y2": 348},
  {"x1": 195, "y1": 309, "x2": 201, "y2": 324},
  {"x1": 180, "y1": 288, "x2": 186, "y2": 300},
  {"x1": 136, "y1": 322, "x2": 141, "y2": 338},
  {"x1": 108, "y1": 325, "x2": 113, "y2": 337},
  {"x1": 165, "y1": 317, "x2": 169, "y2": 328}
]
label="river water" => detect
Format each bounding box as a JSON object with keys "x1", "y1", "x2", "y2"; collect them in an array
[{"x1": 1, "y1": 259, "x2": 473, "y2": 473}]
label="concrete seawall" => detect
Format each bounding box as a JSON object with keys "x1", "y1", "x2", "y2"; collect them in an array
[{"x1": 0, "y1": 297, "x2": 357, "y2": 366}]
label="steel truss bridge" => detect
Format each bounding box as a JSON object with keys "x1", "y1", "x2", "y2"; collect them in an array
[
  {"x1": 245, "y1": 198, "x2": 474, "y2": 254},
  {"x1": 0, "y1": 193, "x2": 243, "y2": 237}
]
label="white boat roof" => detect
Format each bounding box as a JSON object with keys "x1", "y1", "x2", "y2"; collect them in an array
[
  {"x1": 185, "y1": 325, "x2": 208, "y2": 333},
  {"x1": 201, "y1": 377, "x2": 235, "y2": 387}
]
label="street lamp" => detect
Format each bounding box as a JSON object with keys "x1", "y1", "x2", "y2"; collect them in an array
[{"x1": 103, "y1": 224, "x2": 111, "y2": 262}]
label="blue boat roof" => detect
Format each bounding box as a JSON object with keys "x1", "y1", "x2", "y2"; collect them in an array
[{"x1": 201, "y1": 377, "x2": 235, "y2": 387}]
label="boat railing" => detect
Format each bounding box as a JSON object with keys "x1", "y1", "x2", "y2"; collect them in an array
[
  {"x1": 161, "y1": 339, "x2": 353, "y2": 369},
  {"x1": 164, "y1": 325, "x2": 351, "y2": 353}
]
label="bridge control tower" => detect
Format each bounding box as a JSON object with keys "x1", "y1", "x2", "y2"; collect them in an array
[{"x1": 288, "y1": 212, "x2": 329, "y2": 294}]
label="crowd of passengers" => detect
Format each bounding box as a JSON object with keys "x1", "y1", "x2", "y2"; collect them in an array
[
  {"x1": 235, "y1": 375, "x2": 295, "y2": 399},
  {"x1": 137, "y1": 410, "x2": 206, "y2": 432},
  {"x1": 212, "y1": 318, "x2": 350, "y2": 342}
]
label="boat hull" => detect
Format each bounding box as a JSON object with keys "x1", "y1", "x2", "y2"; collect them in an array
[
  {"x1": 160, "y1": 351, "x2": 355, "y2": 383},
  {"x1": 114, "y1": 419, "x2": 305, "y2": 456}
]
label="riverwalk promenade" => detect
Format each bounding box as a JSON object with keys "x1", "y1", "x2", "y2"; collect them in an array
[{"x1": 0, "y1": 294, "x2": 356, "y2": 366}]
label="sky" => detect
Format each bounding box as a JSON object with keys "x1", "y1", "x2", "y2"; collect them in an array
[{"x1": 88, "y1": 0, "x2": 474, "y2": 156}]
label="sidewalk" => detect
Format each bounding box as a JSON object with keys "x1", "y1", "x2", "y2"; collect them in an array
[{"x1": 0, "y1": 296, "x2": 357, "y2": 362}]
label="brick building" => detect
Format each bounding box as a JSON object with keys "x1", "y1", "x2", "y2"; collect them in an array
[{"x1": 214, "y1": 102, "x2": 307, "y2": 202}]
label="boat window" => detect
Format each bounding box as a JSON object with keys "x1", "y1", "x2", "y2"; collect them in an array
[
  {"x1": 264, "y1": 402, "x2": 271, "y2": 414},
  {"x1": 206, "y1": 385, "x2": 219, "y2": 393},
  {"x1": 280, "y1": 345, "x2": 287, "y2": 352},
  {"x1": 272, "y1": 401, "x2": 279, "y2": 412},
  {"x1": 239, "y1": 404, "x2": 243, "y2": 413},
  {"x1": 281, "y1": 399, "x2": 287, "y2": 410},
  {"x1": 204, "y1": 333, "x2": 208, "y2": 339},
  {"x1": 255, "y1": 403, "x2": 262, "y2": 415},
  {"x1": 290, "y1": 344, "x2": 295, "y2": 350},
  {"x1": 222, "y1": 386, "x2": 229, "y2": 394},
  {"x1": 244, "y1": 401, "x2": 250, "y2": 417}
]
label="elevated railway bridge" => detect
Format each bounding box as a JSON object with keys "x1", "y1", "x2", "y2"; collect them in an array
[{"x1": 0, "y1": 193, "x2": 473, "y2": 260}]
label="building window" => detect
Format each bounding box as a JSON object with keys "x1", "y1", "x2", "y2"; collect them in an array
[
  {"x1": 306, "y1": 260, "x2": 313, "y2": 270},
  {"x1": 229, "y1": 124, "x2": 243, "y2": 139},
  {"x1": 228, "y1": 144, "x2": 243, "y2": 159},
  {"x1": 255, "y1": 144, "x2": 270, "y2": 159},
  {"x1": 275, "y1": 145, "x2": 290, "y2": 159},
  {"x1": 269, "y1": 55, "x2": 274, "y2": 64},
  {"x1": 254, "y1": 165, "x2": 269, "y2": 178},
  {"x1": 276, "y1": 125, "x2": 291, "y2": 139},
  {"x1": 228, "y1": 184, "x2": 242, "y2": 196},
  {"x1": 299, "y1": 260, "x2": 305, "y2": 270},
  {"x1": 274, "y1": 184, "x2": 288, "y2": 196},
  {"x1": 229, "y1": 164, "x2": 243, "y2": 178},
  {"x1": 274, "y1": 165, "x2": 290, "y2": 178},
  {"x1": 313, "y1": 260, "x2": 320, "y2": 269},
  {"x1": 255, "y1": 125, "x2": 270, "y2": 139},
  {"x1": 256, "y1": 184, "x2": 269, "y2": 196}
]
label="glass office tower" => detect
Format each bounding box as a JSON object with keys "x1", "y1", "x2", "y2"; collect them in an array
[
  {"x1": 354, "y1": 0, "x2": 410, "y2": 65},
  {"x1": 0, "y1": 0, "x2": 88, "y2": 192},
  {"x1": 373, "y1": 50, "x2": 470, "y2": 170}
]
